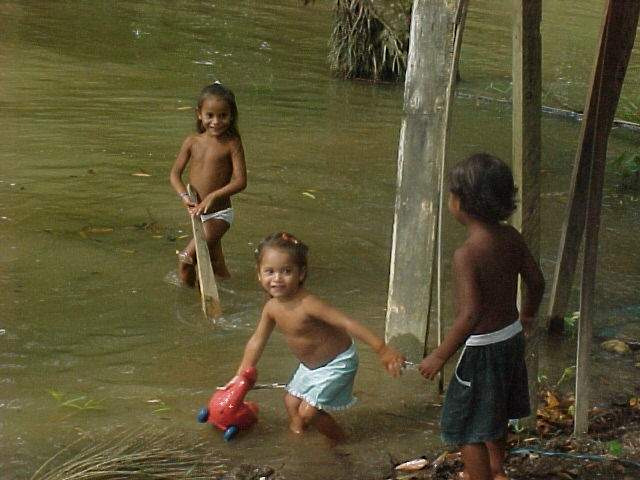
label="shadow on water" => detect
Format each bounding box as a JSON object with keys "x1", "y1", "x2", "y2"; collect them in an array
[{"x1": 1, "y1": 0, "x2": 639, "y2": 478}]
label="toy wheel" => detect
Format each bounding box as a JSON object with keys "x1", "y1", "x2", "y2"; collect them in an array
[
  {"x1": 223, "y1": 425, "x2": 239, "y2": 441},
  {"x1": 196, "y1": 407, "x2": 209, "y2": 423}
]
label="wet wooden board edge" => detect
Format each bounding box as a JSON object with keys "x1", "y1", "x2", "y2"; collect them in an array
[{"x1": 187, "y1": 184, "x2": 222, "y2": 320}]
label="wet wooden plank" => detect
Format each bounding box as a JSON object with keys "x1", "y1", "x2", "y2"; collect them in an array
[
  {"x1": 572, "y1": 0, "x2": 640, "y2": 436},
  {"x1": 187, "y1": 184, "x2": 222, "y2": 321},
  {"x1": 385, "y1": 0, "x2": 468, "y2": 362},
  {"x1": 547, "y1": 1, "x2": 640, "y2": 337}
]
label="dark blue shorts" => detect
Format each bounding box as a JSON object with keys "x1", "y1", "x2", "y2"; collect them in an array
[{"x1": 440, "y1": 326, "x2": 530, "y2": 445}]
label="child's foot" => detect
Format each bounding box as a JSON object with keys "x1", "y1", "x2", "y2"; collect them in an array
[
  {"x1": 289, "y1": 419, "x2": 304, "y2": 435},
  {"x1": 177, "y1": 250, "x2": 194, "y2": 265},
  {"x1": 213, "y1": 263, "x2": 231, "y2": 281},
  {"x1": 457, "y1": 470, "x2": 508, "y2": 480},
  {"x1": 325, "y1": 429, "x2": 347, "y2": 447},
  {"x1": 215, "y1": 271, "x2": 231, "y2": 281},
  {"x1": 177, "y1": 253, "x2": 197, "y2": 287},
  {"x1": 325, "y1": 435, "x2": 345, "y2": 448}
]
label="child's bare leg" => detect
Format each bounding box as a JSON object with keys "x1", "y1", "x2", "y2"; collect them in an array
[
  {"x1": 177, "y1": 239, "x2": 197, "y2": 287},
  {"x1": 210, "y1": 241, "x2": 231, "y2": 280},
  {"x1": 284, "y1": 393, "x2": 304, "y2": 434},
  {"x1": 298, "y1": 402, "x2": 346, "y2": 444},
  {"x1": 485, "y1": 438, "x2": 508, "y2": 480},
  {"x1": 460, "y1": 443, "x2": 492, "y2": 480},
  {"x1": 313, "y1": 411, "x2": 347, "y2": 445},
  {"x1": 202, "y1": 219, "x2": 231, "y2": 279}
]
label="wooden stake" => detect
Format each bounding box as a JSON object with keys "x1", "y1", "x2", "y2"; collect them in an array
[
  {"x1": 385, "y1": 0, "x2": 468, "y2": 362},
  {"x1": 572, "y1": 0, "x2": 639, "y2": 436},
  {"x1": 187, "y1": 184, "x2": 222, "y2": 321},
  {"x1": 548, "y1": 1, "x2": 640, "y2": 335},
  {"x1": 512, "y1": 0, "x2": 542, "y2": 427}
]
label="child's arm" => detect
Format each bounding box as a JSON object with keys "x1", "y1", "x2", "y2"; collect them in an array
[
  {"x1": 419, "y1": 246, "x2": 480, "y2": 380},
  {"x1": 518, "y1": 240, "x2": 545, "y2": 335},
  {"x1": 304, "y1": 296, "x2": 405, "y2": 377},
  {"x1": 236, "y1": 304, "x2": 276, "y2": 375},
  {"x1": 194, "y1": 138, "x2": 247, "y2": 215},
  {"x1": 169, "y1": 136, "x2": 196, "y2": 208}
]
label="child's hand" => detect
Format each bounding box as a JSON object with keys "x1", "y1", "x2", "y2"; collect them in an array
[
  {"x1": 418, "y1": 353, "x2": 445, "y2": 380},
  {"x1": 378, "y1": 345, "x2": 405, "y2": 377},
  {"x1": 520, "y1": 315, "x2": 535, "y2": 338},
  {"x1": 181, "y1": 195, "x2": 196, "y2": 209},
  {"x1": 217, "y1": 375, "x2": 240, "y2": 391},
  {"x1": 191, "y1": 193, "x2": 217, "y2": 216}
]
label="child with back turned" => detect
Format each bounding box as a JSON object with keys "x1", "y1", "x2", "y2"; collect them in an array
[
  {"x1": 419, "y1": 153, "x2": 545, "y2": 480},
  {"x1": 236, "y1": 232, "x2": 406, "y2": 444},
  {"x1": 170, "y1": 82, "x2": 247, "y2": 286}
]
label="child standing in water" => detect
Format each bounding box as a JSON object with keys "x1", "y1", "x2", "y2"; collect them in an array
[
  {"x1": 236, "y1": 232, "x2": 406, "y2": 444},
  {"x1": 419, "y1": 154, "x2": 545, "y2": 480},
  {"x1": 170, "y1": 82, "x2": 247, "y2": 286}
]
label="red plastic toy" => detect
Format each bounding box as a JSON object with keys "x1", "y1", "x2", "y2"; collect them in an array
[{"x1": 197, "y1": 367, "x2": 259, "y2": 441}]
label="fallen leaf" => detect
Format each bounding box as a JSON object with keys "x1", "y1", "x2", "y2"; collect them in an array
[
  {"x1": 81, "y1": 227, "x2": 114, "y2": 237},
  {"x1": 302, "y1": 191, "x2": 316, "y2": 199},
  {"x1": 601, "y1": 339, "x2": 631, "y2": 354},
  {"x1": 444, "y1": 452, "x2": 461, "y2": 462},
  {"x1": 132, "y1": 171, "x2": 151, "y2": 177},
  {"x1": 395, "y1": 458, "x2": 428, "y2": 472},
  {"x1": 545, "y1": 390, "x2": 560, "y2": 408},
  {"x1": 431, "y1": 452, "x2": 447, "y2": 468}
]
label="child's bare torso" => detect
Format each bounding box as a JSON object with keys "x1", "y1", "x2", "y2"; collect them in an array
[
  {"x1": 463, "y1": 223, "x2": 525, "y2": 335},
  {"x1": 266, "y1": 292, "x2": 352, "y2": 369},
  {"x1": 187, "y1": 133, "x2": 236, "y2": 211}
]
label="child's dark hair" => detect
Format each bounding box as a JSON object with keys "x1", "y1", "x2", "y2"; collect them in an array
[
  {"x1": 196, "y1": 82, "x2": 239, "y2": 136},
  {"x1": 448, "y1": 153, "x2": 517, "y2": 223},
  {"x1": 255, "y1": 232, "x2": 309, "y2": 282}
]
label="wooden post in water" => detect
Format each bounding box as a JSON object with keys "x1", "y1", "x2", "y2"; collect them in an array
[
  {"x1": 385, "y1": 0, "x2": 468, "y2": 361},
  {"x1": 512, "y1": 0, "x2": 542, "y2": 426},
  {"x1": 571, "y1": 0, "x2": 640, "y2": 436},
  {"x1": 187, "y1": 184, "x2": 223, "y2": 322},
  {"x1": 547, "y1": 2, "x2": 640, "y2": 336}
]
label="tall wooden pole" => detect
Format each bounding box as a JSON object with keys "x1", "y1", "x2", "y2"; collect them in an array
[
  {"x1": 572, "y1": 0, "x2": 640, "y2": 436},
  {"x1": 385, "y1": 0, "x2": 468, "y2": 360},
  {"x1": 512, "y1": 0, "x2": 542, "y2": 426}
]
